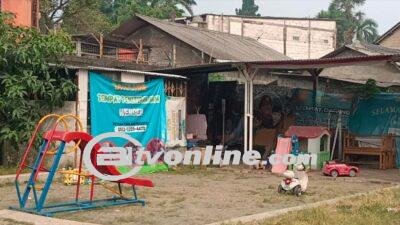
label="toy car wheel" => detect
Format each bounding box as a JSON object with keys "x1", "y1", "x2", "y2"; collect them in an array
[
  {"x1": 278, "y1": 184, "x2": 285, "y2": 194},
  {"x1": 330, "y1": 170, "x2": 339, "y2": 178},
  {"x1": 293, "y1": 185, "x2": 302, "y2": 197},
  {"x1": 349, "y1": 169, "x2": 356, "y2": 177}
]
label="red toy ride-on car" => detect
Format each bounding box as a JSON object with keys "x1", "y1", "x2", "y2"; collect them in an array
[{"x1": 323, "y1": 161, "x2": 359, "y2": 178}]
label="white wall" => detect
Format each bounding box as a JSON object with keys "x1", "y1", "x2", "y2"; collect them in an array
[
  {"x1": 120, "y1": 72, "x2": 145, "y2": 83},
  {"x1": 77, "y1": 69, "x2": 89, "y2": 132},
  {"x1": 192, "y1": 15, "x2": 337, "y2": 59}
]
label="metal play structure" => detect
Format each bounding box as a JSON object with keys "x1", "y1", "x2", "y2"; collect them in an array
[{"x1": 11, "y1": 114, "x2": 154, "y2": 216}]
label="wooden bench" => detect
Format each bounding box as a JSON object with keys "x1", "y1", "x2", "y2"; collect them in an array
[{"x1": 343, "y1": 135, "x2": 396, "y2": 169}]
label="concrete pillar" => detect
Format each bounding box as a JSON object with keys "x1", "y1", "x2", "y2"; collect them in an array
[{"x1": 77, "y1": 69, "x2": 88, "y2": 132}]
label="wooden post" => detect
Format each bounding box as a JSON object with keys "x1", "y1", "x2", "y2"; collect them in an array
[
  {"x1": 31, "y1": 0, "x2": 40, "y2": 28},
  {"x1": 172, "y1": 44, "x2": 176, "y2": 67},
  {"x1": 309, "y1": 69, "x2": 323, "y2": 125},
  {"x1": 227, "y1": 16, "x2": 230, "y2": 34},
  {"x1": 241, "y1": 18, "x2": 244, "y2": 36},
  {"x1": 99, "y1": 34, "x2": 103, "y2": 58},
  {"x1": 136, "y1": 39, "x2": 145, "y2": 63},
  {"x1": 74, "y1": 71, "x2": 79, "y2": 168},
  {"x1": 283, "y1": 20, "x2": 287, "y2": 56},
  {"x1": 308, "y1": 20, "x2": 311, "y2": 59},
  {"x1": 76, "y1": 41, "x2": 82, "y2": 56}
]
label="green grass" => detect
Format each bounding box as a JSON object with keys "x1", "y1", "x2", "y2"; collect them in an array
[{"x1": 253, "y1": 188, "x2": 400, "y2": 225}]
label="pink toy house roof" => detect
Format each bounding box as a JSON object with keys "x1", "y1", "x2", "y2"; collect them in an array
[{"x1": 285, "y1": 126, "x2": 331, "y2": 139}]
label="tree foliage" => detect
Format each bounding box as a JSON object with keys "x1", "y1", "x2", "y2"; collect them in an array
[
  {"x1": 0, "y1": 13, "x2": 77, "y2": 153},
  {"x1": 40, "y1": 0, "x2": 113, "y2": 34},
  {"x1": 100, "y1": 0, "x2": 197, "y2": 25},
  {"x1": 40, "y1": 0, "x2": 198, "y2": 33},
  {"x1": 317, "y1": 0, "x2": 378, "y2": 45},
  {"x1": 236, "y1": 0, "x2": 260, "y2": 17}
]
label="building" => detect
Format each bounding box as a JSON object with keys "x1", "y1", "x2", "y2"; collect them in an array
[
  {"x1": 109, "y1": 14, "x2": 289, "y2": 68},
  {"x1": 180, "y1": 14, "x2": 337, "y2": 59},
  {"x1": 376, "y1": 22, "x2": 400, "y2": 50},
  {"x1": 0, "y1": 0, "x2": 39, "y2": 27},
  {"x1": 109, "y1": 14, "x2": 289, "y2": 115},
  {"x1": 321, "y1": 41, "x2": 400, "y2": 88},
  {"x1": 72, "y1": 34, "x2": 151, "y2": 64}
]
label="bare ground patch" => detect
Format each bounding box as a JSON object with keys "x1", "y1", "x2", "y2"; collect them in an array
[{"x1": 1, "y1": 167, "x2": 399, "y2": 225}]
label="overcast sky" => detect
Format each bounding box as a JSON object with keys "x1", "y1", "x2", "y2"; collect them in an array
[{"x1": 192, "y1": 0, "x2": 400, "y2": 34}]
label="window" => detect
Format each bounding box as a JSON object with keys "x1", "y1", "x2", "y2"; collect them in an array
[
  {"x1": 323, "y1": 39, "x2": 329, "y2": 44},
  {"x1": 293, "y1": 36, "x2": 300, "y2": 41}
]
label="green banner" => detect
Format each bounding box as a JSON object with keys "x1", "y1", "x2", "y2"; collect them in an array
[{"x1": 349, "y1": 93, "x2": 400, "y2": 167}]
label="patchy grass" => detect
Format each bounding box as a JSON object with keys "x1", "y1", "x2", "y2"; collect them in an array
[
  {"x1": 0, "y1": 166, "x2": 19, "y2": 176},
  {"x1": 252, "y1": 188, "x2": 400, "y2": 225},
  {"x1": 0, "y1": 166, "x2": 29, "y2": 176},
  {"x1": 167, "y1": 165, "x2": 216, "y2": 176},
  {"x1": 0, "y1": 218, "x2": 34, "y2": 225},
  {"x1": 2, "y1": 167, "x2": 399, "y2": 225}
]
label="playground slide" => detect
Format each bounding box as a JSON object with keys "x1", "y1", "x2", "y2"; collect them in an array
[{"x1": 271, "y1": 137, "x2": 292, "y2": 174}]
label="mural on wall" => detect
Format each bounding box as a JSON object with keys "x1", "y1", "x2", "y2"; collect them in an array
[
  {"x1": 89, "y1": 72, "x2": 167, "y2": 146},
  {"x1": 291, "y1": 89, "x2": 353, "y2": 129},
  {"x1": 240, "y1": 85, "x2": 353, "y2": 129}
]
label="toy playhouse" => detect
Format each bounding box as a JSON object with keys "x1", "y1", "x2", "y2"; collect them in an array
[{"x1": 285, "y1": 126, "x2": 331, "y2": 169}]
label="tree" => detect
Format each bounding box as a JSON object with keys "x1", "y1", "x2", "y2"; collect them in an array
[
  {"x1": 236, "y1": 0, "x2": 260, "y2": 17},
  {"x1": 355, "y1": 13, "x2": 378, "y2": 43},
  {"x1": 0, "y1": 13, "x2": 77, "y2": 164},
  {"x1": 100, "y1": 0, "x2": 197, "y2": 25},
  {"x1": 40, "y1": 0, "x2": 112, "y2": 34},
  {"x1": 317, "y1": 0, "x2": 378, "y2": 45}
]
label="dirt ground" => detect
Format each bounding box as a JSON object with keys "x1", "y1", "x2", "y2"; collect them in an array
[{"x1": 1, "y1": 167, "x2": 399, "y2": 225}]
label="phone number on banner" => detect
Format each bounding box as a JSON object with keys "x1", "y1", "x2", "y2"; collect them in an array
[{"x1": 114, "y1": 125, "x2": 147, "y2": 133}]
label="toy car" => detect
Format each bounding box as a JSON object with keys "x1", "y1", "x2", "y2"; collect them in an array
[
  {"x1": 322, "y1": 161, "x2": 359, "y2": 178},
  {"x1": 278, "y1": 164, "x2": 308, "y2": 197}
]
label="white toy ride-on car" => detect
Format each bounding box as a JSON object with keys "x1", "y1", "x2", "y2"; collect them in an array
[{"x1": 278, "y1": 164, "x2": 308, "y2": 197}]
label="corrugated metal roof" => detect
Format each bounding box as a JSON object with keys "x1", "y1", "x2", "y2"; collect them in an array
[
  {"x1": 110, "y1": 15, "x2": 290, "y2": 62},
  {"x1": 61, "y1": 55, "x2": 159, "y2": 71},
  {"x1": 350, "y1": 42, "x2": 400, "y2": 55},
  {"x1": 153, "y1": 55, "x2": 400, "y2": 86},
  {"x1": 59, "y1": 56, "x2": 185, "y2": 79},
  {"x1": 154, "y1": 55, "x2": 399, "y2": 74},
  {"x1": 248, "y1": 55, "x2": 398, "y2": 69},
  {"x1": 319, "y1": 43, "x2": 400, "y2": 87},
  {"x1": 323, "y1": 42, "x2": 400, "y2": 58}
]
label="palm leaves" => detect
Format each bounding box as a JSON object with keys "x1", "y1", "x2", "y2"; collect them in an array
[
  {"x1": 150, "y1": 0, "x2": 197, "y2": 16},
  {"x1": 317, "y1": 0, "x2": 378, "y2": 45},
  {"x1": 355, "y1": 12, "x2": 378, "y2": 43}
]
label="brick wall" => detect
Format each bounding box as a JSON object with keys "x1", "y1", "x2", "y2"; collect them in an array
[{"x1": 128, "y1": 25, "x2": 211, "y2": 67}]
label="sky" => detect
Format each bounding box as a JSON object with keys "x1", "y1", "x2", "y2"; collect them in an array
[{"x1": 192, "y1": 0, "x2": 400, "y2": 35}]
